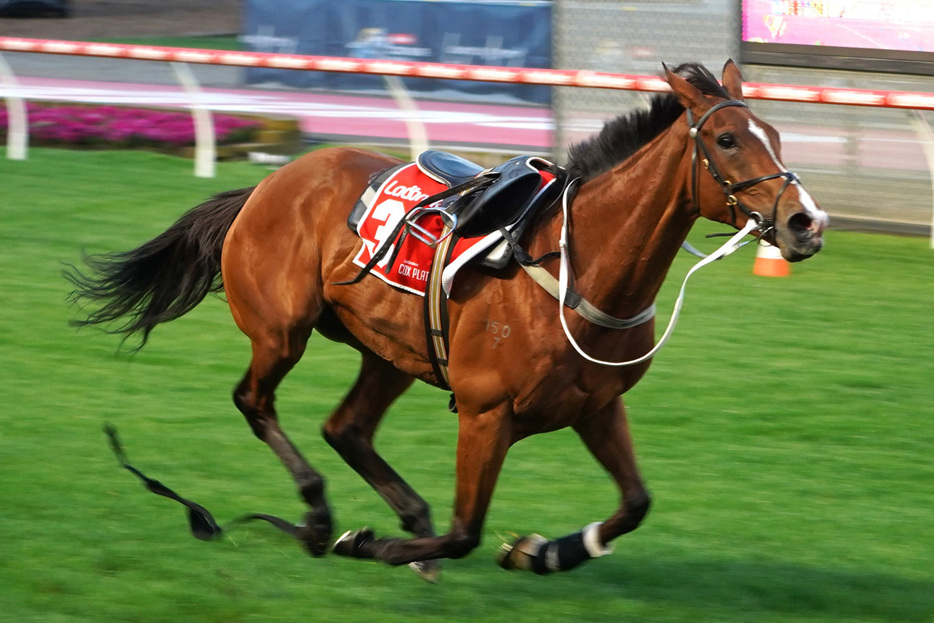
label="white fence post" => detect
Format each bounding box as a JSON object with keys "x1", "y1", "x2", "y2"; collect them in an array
[
  {"x1": 907, "y1": 110, "x2": 934, "y2": 249},
  {"x1": 0, "y1": 52, "x2": 28, "y2": 160},
  {"x1": 170, "y1": 61, "x2": 215, "y2": 178},
  {"x1": 383, "y1": 75, "x2": 429, "y2": 160}
]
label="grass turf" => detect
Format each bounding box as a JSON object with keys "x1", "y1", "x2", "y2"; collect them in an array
[{"x1": 1, "y1": 147, "x2": 932, "y2": 622}]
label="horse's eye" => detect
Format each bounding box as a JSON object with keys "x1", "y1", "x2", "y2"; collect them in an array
[{"x1": 716, "y1": 133, "x2": 737, "y2": 150}]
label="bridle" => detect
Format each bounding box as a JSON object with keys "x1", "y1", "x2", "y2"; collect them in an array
[{"x1": 687, "y1": 99, "x2": 800, "y2": 242}]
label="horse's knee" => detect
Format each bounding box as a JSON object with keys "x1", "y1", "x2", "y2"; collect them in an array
[
  {"x1": 322, "y1": 422, "x2": 367, "y2": 467},
  {"x1": 322, "y1": 421, "x2": 361, "y2": 451}
]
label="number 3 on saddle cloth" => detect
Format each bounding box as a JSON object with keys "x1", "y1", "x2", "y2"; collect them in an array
[{"x1": 344, "y1": 150, "x2": 564, "y2": 390}]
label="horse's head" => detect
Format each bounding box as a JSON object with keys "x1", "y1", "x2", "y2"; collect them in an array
[{"x1": 664, "y1": 60, "x2": 828, "y2": 262}]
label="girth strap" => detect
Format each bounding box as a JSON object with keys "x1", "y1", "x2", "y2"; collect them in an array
[{"x1": 423, "y1": 225, "x2": 458, "y2": 390}]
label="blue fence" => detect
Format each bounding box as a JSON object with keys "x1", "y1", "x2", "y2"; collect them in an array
[{"x1": 241, "y1": 0, "x2": 552, "y2": 104}]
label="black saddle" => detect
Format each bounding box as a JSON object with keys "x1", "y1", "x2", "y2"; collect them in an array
[
  {"x1": 418, "y1": 150, "x2": 485, "y2": 187},
  {"x1": 413, "y1": 150, "x2": 558, "y2": 239},
  {"x1": 453, "y1": 153, "x2": 552, "y2": 238}
]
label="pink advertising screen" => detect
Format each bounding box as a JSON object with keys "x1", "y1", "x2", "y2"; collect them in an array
[{"x1": 741, "y1": 0, "x2": 934, "y2": 75}]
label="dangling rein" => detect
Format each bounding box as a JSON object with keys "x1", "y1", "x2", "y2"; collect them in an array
[{"x1": 104, "y1": 425, "x2": 305, "y2": 544}]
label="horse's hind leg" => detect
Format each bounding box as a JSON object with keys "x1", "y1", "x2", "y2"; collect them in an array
[
  {"x1": 322, "y1": 352, "x2": 443, "y2": 579},
  {"x1": 497, "y1": 396, "x2": 651, "y2": 574},
  {"x1": 233, "y1": 330, "x2": 333, "y2": 556},
  {"x1": 332, "y1": 404, "x2": 512, "y2": 568}
]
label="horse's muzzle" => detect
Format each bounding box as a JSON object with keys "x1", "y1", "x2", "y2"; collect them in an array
[{"x1": 778, "y1": 208, "x2": 828, "y2": 262}]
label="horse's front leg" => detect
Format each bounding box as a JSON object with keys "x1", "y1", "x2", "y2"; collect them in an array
[
  {"x1": 497, "y1": 396, "x2": 651, "y2": 574},
  {"x1": 332, "y1": 404, "x2": 512, "y2": 567}
]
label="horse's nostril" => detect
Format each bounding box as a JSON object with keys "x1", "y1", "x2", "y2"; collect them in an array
[{"x1": 788, "y1": 211, "x2": 813, "y2": 235}]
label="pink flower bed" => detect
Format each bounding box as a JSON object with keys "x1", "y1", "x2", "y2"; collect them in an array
[{"x1": 0, "y1": 103, "x2": 261, "y2": 148}]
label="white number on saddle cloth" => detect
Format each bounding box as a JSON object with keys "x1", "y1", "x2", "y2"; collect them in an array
[{"x1": 365, "y1": 198, "x2": 406, "y2": 270}]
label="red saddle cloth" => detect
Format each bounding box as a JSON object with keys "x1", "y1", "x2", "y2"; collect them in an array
[{"x1": 352, "y1": 162, "x2": 554, "y2": 296}]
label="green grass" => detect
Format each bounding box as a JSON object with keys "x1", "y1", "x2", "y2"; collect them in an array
[{"x1": 1, "y1": 147, "x2": 932, "y2": 622}]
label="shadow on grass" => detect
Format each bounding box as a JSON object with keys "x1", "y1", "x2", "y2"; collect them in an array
[{"x1": 574, "y1": 556, "x2": 934, "y2": 621}]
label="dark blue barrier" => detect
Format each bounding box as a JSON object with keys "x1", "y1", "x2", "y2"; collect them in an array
[{"x1": 241, "y1": 0, "x2": 552, "y2": 104}]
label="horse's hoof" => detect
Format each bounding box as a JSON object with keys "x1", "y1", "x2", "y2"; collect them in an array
[
  {"x1": 409, "y1": 559, "x2": 441, "y2": 583},
  {"x1": 331, "y1": 527, "x2": 376, "y2": 559},
  {"x1": 496, "y1": 534, "x2": 547, "y2": 571}
]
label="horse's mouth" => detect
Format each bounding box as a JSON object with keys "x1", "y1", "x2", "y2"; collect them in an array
[{"x1": 782, "y1": 237, "x2": 824, "y2": 262}]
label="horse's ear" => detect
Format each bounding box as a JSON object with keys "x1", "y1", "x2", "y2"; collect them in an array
[
  {"x1": 663, "y1": 62, "x2": 705, "y2": 111},
  {"x1": 721, "y1": 59, "x2": 745, "y2": 101}
]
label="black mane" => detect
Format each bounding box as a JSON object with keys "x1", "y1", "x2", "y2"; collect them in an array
[{"x1": 566, "y1": 63, "x2": 730, "y2": 182}]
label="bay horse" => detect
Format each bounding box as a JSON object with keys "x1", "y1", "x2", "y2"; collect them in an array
[{"x1": 66, "y1": 61, "x2": 827, "y2": 579}]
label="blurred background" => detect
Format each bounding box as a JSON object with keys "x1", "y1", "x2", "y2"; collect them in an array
[{"x1": 3, "y1": 0, "x2": 934, "y2": 235}]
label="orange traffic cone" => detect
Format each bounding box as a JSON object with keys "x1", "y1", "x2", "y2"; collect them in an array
[{"x1": 753, "y1": 239, "x2": 790, "y2": 277}]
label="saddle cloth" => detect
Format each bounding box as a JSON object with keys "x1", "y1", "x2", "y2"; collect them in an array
[{"x1": 349, "y1": 156, "x2": 557, "y2": 296}]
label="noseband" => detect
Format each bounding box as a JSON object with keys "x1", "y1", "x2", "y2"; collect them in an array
[{"x1": 687, "y1": 100, "x2": 799, "y2": 240}]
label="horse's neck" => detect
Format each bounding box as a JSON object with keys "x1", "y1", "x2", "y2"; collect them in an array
[{"x1": 561, "y1": 127, "x2": 696, "y2": 318}]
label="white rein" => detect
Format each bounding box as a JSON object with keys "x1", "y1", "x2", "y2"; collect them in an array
[{"x1": 557, "y1": 179, "x2": 760, "y2": 367}]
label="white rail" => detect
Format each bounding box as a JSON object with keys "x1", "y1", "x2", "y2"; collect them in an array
[{"x1": 2, "y1": 36, "x2": 934, "y2": 208}]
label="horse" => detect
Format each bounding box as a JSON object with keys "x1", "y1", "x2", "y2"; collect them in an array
[{"x1": 66, "y1": 60, "x2": 828, "y2": 579}]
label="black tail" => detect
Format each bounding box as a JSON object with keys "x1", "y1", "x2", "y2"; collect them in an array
[{"x1": 64, "y1": 186, "x2": 255, "y2": 348}]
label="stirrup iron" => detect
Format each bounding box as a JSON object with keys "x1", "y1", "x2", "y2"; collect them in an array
[{"x1": 405, "y1": 207, "x2": 458, "y2": 247}]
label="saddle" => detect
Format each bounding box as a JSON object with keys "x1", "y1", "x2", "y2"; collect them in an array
[{"x1": 348, "y1": 150, "x2": 563, "y2": 269}]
